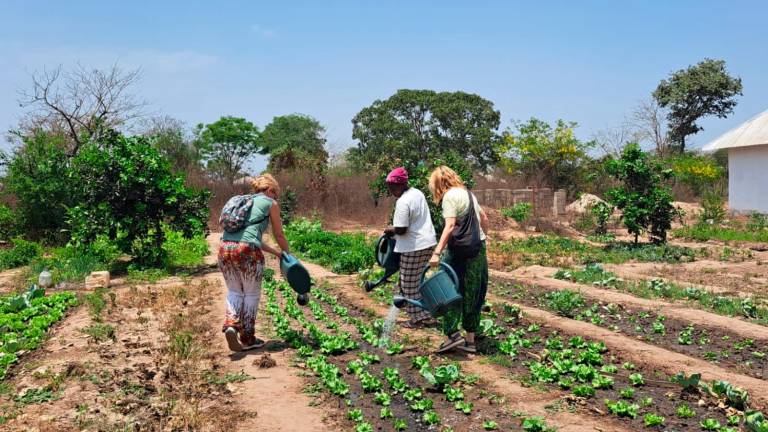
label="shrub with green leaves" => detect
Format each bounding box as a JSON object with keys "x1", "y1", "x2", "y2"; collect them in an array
[
  {"x1": 66, "y1": 131, "x2": 210, "y2": 268},
  {"x1": 606, "y1": 143, "x2": 679, "y2": 244},
  {"x1": 0, "y1": 238, "x2": 41, "y2": 270},
  {"x1": 590, "y1": 201, "x2": 613, "y2": 235},
  {"x1": 501, "y1": 202, "x2": 533, "y2": 224}
]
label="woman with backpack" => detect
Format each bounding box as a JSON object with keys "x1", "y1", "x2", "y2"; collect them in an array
[
  {"x1": 219, "y1": 174, "x2": 290, "y2": 351},
  {"x1": 427, "y1": 166, "x2": 489, "y2": 354}
]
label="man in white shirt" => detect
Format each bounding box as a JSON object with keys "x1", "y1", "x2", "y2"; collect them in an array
[{"x1": 383, "y1": 167, "x2": 438, "y2": 328}]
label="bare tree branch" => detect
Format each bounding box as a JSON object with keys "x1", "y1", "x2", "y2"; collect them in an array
[
  {"x1": 17, "y1": 63, "x2": 146, "y2": 155},
  {"x1": 630, "y1": 98, "x2": 670, "y2": 156}
]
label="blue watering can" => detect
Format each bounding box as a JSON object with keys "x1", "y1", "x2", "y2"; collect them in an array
[
  {"x1": 364, "y1": 235, "x2": 400, "y2": 292},
  {"x1": 280, "y1": 252, "x2": 311, "y2": 305},
  {"x1": 393, "y1": 262, "x2": 461, "y2": 317}
]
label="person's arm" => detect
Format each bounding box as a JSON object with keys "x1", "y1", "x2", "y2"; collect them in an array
[
  {"x1": 479, "y1": 206, "x2": 489, "y2": 235},
  {"x1": 429, "y1": 217, "x2": 456, "y2": 267},
  {"x1": 386, "y1": 198, "x2": 409, "y2": 237},
  {"x1": 263, "y1": 200, "x2": 290, "y2": 257},
  {"x1": 384, "y1": 226, "x2": 407, "y2": 236}
]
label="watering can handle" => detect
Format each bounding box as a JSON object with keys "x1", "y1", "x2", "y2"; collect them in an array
[
  {"x1": 420, "y1": 262, "x2": 459, "y2": 288},
  {"x1": 375, "y1": 235, "x2": 388, "y2": 266}
]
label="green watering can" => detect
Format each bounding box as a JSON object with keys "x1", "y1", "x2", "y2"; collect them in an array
[
  {"x1": 364, "y1": 235, "x2": 400, "y2": 292},
  {"x1": 393, "y1": 262, "x2": 461, "y2": 317},
  {"x1": 280, "y1": 252, "x2": 311, "y2": 305}
]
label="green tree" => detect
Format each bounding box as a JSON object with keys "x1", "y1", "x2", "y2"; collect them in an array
[
  {"x1": 259, "y1": 114, "x2": 328, "y2": 173},
  {"x1": 349, "y1": 89, "x2": 501, "y2": 175},
  {"x1": 1, "y1": 131, "x2": 73, "y2": 243},
  {"x1": 142, "y1": 116, "x2": 202, "y2": 173},
  {"x1": 653, "y1": 58, "x2": 742, "y2": 154},
  {"x1": 195, "y1": 116, "x2": 260, "y2": 183},
  {"x1": 67, "y1": 131, "x2": 210, "y2": 267},
  {"x1": 499, "y1": 118, "x2": 594, "y2": 194},
  {"x1": 605, "y1": 143, "x2": 677, "y2": 244}
]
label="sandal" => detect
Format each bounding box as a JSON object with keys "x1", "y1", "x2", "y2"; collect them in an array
[
  {"x1": 436, "y1": 332, "x2": 465, "y2": 353},
  {"x1": 402, "y1": 317, "x2": 434, "y2": 329},
  {"x1": 456, "y1": 341, "x2": 477, "y2": 354},
  {"x1": 241, "y1": 336, "x2": 266, "y2": 351},
  {"x1": 224, "y1": 327, "x2": 242, "y2": 352}
]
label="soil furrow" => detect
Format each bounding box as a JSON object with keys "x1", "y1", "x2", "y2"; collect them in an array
[
  {"x1": 497, "y1": 266, "x2": 768, "y2": 340},
  {"x1": 309, "y1": 267, "x2": 633, "y2": 432}
]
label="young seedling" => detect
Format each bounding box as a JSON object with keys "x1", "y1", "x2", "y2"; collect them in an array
[
  {"x1": 347, "y1": 408, "x2": 363, "y2": 422},
  {"x1": 455, "y1": 401, "x2": 473, "y2": 414},
  {"x1": 700, "y1": 419, "x2": 721, "y2": 431},
  {"x1": 643, "y1": 413, "x2": 665, "y2": 427},
  {"x1": 483, "y1": 420, "x2": 499, "y2": 430},
  {"x1": 675, "y1": 403, "x2": 696, "y2": 418},
  {"x1": 619, "y1": 387, "x2": 635, "y2": 399},
  {"x1": 629, "y1": 373, "x2": 645, "y2": 386},
  {"x1": 393, "y1": 418, "x2": 407, "y2": 431},
  {"x1": 380, "y1": 407, "x2": 393, "y2": 419},
  {"x1": 422, "y1": 411, "x2": 440, "y2": 426}
]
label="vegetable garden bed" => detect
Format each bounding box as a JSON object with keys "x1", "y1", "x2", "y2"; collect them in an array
[
  {"x1": 262, "y1": 272, "x2": 555, "y2": 431},
  {"x1": 0, "y1": 286, "x2": 78, "y2": 380},
  {"x1": 553, "y1": 264, "x2": 768, "y2": 325},
  {"x1": 477, "y1": 301, "x2": 767, "y2": 431},
  {"x1": 491, "y1": 280, "x2": 768, "y2": 380}
]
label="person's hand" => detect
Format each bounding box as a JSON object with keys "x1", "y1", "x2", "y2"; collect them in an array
[
  {"x1": 429, "y1": 252, "x2": 440, "y2": 268},
  {"x1": 383, "y1": 227, "x2": 395, "y2": 237}
]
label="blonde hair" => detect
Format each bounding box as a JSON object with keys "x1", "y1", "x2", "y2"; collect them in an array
[
  {"x1": 428, "y1": 166, "x2": 465, "y2": 204},
  {"x1": 250, "y1": 174, "x2": 281, "y2": 197}
]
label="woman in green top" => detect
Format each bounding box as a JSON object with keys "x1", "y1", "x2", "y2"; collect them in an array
[
  {"x1": 219, "y1": 174, "x2": 290, "y2": 351},
  {"x1": 428, "y1": 166, "x2": 489, "y2": 354}
]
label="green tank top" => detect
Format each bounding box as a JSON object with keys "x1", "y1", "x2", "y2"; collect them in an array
[{"x1": 221, "y1": 193, "x2": 273, "y2": 248}]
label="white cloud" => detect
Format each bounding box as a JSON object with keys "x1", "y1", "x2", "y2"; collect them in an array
[{"x1": 249, "y1": 24, "x2": 277, "y2": 39}]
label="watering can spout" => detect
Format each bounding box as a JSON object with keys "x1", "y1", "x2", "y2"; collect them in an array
[{"x1": 393, "y1": 295, "x2": 425, "y2": 310}]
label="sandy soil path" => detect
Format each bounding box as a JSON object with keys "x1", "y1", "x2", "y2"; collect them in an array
[{"x1": 205, "y1": 235, "x2": 333, "y2": 432}]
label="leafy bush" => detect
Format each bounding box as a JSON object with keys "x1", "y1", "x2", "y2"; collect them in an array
[
  {"x1": 162, "y1": 228, "x2": 209, "y2": 268},
  {"x1": 66, "y1": 131, "x2": 210, "y2": 268},
  {"x1": 590, "y1": 201, "x2": 613, "y2": 235},
  {"x1": 669, "y1": 153, "x2": 724, "y2": 195},
  {"x1": 606, "y1": 143, "x2": 679, "y2": 244},
  {"x1": 0, "y1": 205, "x2": 19, "y2": 242},
  {"x1": 501, "y1": 202, "x2": 532, "y2": 224},
  {"x1": 0, "y1": 238, "x2": 42, "y2": 270},
  {"x1": 280, "y1": 187, "x2": 298, "y2": 226},
  {"x1": 699, "y1": 192, "x2": 726, "y2": 224},
  {"x1": 29, "y1": 237, "x2": 120, "y2": 284},
  {"x1": 284, "y1": 218, "x2": 374, "y2": 274},
  {"x1": 747, "y1": 212, "x2": 768, "y2": 231},
  {"x1": 1, "y1": 131, "x2": 72, "y2": 243}
]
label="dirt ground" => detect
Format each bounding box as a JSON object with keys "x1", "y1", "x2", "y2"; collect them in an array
[{"x1": 3, "y1": 224, "x2": 768, "y2": 431}]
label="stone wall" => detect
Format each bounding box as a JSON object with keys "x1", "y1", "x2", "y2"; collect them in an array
[{"x1": 474, "y1": 188, "x2": 566, "y2": 217}]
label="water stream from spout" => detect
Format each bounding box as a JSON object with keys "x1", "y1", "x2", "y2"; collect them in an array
[{"x1": 379, "y1": 305, "x2": 400, "y2": 344}]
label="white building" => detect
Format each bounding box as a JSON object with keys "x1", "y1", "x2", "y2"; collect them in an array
[{"x1": 703, "y1": 110, "x2": 768, "y2": 213}]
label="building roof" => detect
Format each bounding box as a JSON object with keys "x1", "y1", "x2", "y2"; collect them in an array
[{"x1": 702, "y1": 109, "x2": 768, "y2": 152}]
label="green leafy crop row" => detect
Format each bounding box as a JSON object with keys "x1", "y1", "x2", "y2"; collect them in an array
[
  {"x1": 0, "y1": 286, "x2": 78, "y2": 380},
  {"x1": 284, "y1": 219, "x2": 374, "y2": 274}
]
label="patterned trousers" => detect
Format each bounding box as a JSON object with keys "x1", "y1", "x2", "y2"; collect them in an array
[
  {"x1": 398, "y1": 246, "x2": 435, "y2": 322},
  {"x1": 219, "y1": 241, "x2": 265, "y2": 345}
]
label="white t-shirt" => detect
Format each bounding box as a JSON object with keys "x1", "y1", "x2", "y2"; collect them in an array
[
  {"x1": 441, "y1": 187, "x2": 487, "y2": 241},
  {"x1": 392, "y1": 188, "x2": 437, "y2": 253}
]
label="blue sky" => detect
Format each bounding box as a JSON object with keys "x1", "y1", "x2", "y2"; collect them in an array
[{"x1": 2, "y1": 1, "x2": 766, "y2": 171}]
